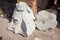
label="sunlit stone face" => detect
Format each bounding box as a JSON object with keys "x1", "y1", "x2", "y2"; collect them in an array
[{"x1": 7, "y1": 2, "x2": 36, "y2": 36}]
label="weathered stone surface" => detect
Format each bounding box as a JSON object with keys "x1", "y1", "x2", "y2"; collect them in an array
[
  {"x1": 35, "y1": 10, "x2": 57, "y2": 30},
  {"x1": 7, "y1": 2, "x2": 36, "y2": 36},
  {"x1": 0, "y1": 18, "x2": 60, "y2": 40}
]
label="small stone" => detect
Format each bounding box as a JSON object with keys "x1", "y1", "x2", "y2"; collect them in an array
[
  {"x1": 34, "y1": 38, "x2": 41, "y2": 40},
  {"x1": 1, "y1": 15, "x2": 4, "y2": 17},
  {"x1": 35, "y1": 10, "x2": 57, "y2": 30}
]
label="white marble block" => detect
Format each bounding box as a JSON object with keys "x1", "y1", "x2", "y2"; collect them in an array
[
  {"x1": 35, "y1": 10, "x2": 57, "y2": 30},
  {"x1": 7, "y1": 2, "x2": 36, "y2": 36}
]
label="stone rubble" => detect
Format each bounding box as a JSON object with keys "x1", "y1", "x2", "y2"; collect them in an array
[{"x1": 6, "y1": 2, "x2": 58, "y2": 36}]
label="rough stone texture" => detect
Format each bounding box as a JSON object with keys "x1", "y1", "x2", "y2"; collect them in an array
[
  {"x1": 7, "y1": 2, "x2": 36, "y2": 36},
  {"x1": 0, "y1": 17, "x2": 60, "y2": 40},
  {"x1": 35, "y1": 10, "x2": 57, "y2": 30}
]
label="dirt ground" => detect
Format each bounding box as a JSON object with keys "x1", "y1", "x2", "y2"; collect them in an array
[{"x1": 0, "y1": 17, "x2": 60, "y2": 40}]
